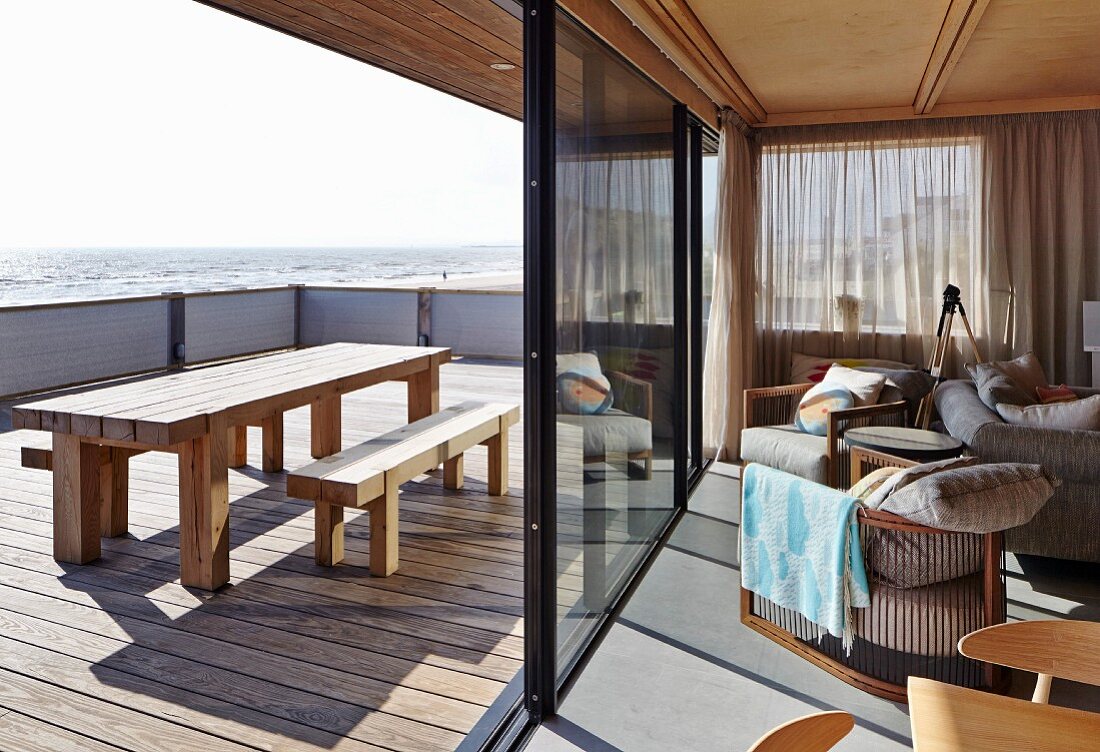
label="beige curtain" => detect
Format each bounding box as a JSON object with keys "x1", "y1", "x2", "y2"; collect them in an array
[
  {"x1": 703, "y1": 110, "x2": 757, "y2": 460},
  {"x1": 983, "y1": 111, "x2": 1100, "y2": 385}
]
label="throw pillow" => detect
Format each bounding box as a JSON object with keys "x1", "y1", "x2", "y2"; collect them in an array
[
  {"x1": 996, "y1": 395, "x2": 1100, "y2": 431},
  {"x1": 848, "y1": 466, "x2": 902, "y2": 501},
  {"x1": 966, "y1": 352, "x2": 1048, "y2": 411},
  {"x1": 856, "y1": 367, "x2": 937, "y2": 407},
  {"x1": 863, "y1": 455, "x2": 978, "y2": 509},
  {"x1": 794, "y1": 381, "x2": 855, "y2": 436},
  {"x1": 966, "y1": 364, "x2": 1035, "y2": 412},
  {"x1": 822, "y1": 364, "x2": 887, "y2": 406},
  {"x1": 1036, "y1": 384, "x2": 1078, "y2": 404},
  {"x1": 556, "y1": 352, "x2": 613, "y2": 415},
  {"x1": 789, "y1": 351, "x2": 915, "y2": 385},
  {"x1": 877, "y1": 463, "x2": 1058, "y2": 533},
  {"x1": 865, "y1": 528, "x2": 984, "y2": 589}
]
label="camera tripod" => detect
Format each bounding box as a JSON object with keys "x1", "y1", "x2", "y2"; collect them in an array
[{"x1": 915, "y1": 284, "x2": 983, "y2": 429}]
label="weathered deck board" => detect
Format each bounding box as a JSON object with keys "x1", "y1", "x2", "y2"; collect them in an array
[{"x1": 0, "y1": 358, "x2": 525, "y2": 751}]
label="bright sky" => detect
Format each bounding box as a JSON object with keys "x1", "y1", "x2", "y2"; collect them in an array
[{"x1": 0, "y1": 0, "x2": 523, "y2": 249}]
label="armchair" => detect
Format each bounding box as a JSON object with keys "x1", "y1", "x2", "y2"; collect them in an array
[
  {"x1": 741, "y1": 448, "x2": 1008, "y2": 702},
  {"x1": 742, "y1": 383, "x2": 908, "y2": 489}
]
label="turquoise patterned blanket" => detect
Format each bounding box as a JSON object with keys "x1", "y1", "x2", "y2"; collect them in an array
[{"x1": 740, "y1": 464, "x2": 870, "y2": 651}]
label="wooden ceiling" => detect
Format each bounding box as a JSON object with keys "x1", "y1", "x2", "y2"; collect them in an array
[
  {"x1": 197, "y1": 0, "x2": 526, "y2": 119},
  {"x1": 610, "y1": 0, "x2": 1100, "y2": 126}
]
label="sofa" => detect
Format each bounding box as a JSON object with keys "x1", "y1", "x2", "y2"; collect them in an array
[{"x1": 934, "y1": 380, "x2": 1100, "y2": 563}]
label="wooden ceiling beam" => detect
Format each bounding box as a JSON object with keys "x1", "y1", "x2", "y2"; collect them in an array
[
  {"x1": 913, "y1": 0, "x2": 991, "y2": 114},
  {"x1": 599, "y1": 0, "x2": 764, "y2": 123},
  {"x1": 758, "y1": 93, "x2": 1100, "y2": 128}
]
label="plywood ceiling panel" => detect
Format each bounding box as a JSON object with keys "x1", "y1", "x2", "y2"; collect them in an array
[
  {"x1": 937, "y1": 0, "x2": 1100, "y2": 104},
  {"x1": 688, "y1": 0, "x2": 953, "y2": 113}
]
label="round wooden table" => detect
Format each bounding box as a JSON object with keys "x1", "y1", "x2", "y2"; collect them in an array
[{"x1": 843, "y1": 426, "x2": 963, "y2": 462}]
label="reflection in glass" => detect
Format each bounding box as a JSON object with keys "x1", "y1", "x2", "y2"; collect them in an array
[{"x1": 553, "y1": 10, "x2": 678, "y2": 670}]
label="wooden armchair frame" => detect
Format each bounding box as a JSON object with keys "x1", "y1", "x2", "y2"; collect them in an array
[
  {"x1": 742, "y1": 383, "x2": 908, "y2": 489},
  {"x1": 741, "y1": 447, "x2": 1007, "y2": 702}
]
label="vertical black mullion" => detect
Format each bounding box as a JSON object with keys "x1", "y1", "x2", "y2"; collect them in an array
[
  {"x1": 523, "y1": 0, "x2": 558, "y2": 720},
  {"x1": 673, "y1": 104, "x2": 689, "y2": 511},
  {"x1": 689, "y1": 122, "x2": 704, "y2": 482}
]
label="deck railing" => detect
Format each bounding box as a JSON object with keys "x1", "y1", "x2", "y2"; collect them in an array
[{"x1": 0, "y1": 284, "x2": 522, "y2": 398}]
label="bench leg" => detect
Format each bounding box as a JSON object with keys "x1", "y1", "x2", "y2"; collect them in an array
[
  {"x1": 100, "y1": 448, "x2": 129, "y2": 538},
  {"x1": 262, "y1": 413, "x2": 284, "y2": 472},
  {"x1": 443, "y1": 454, "x2": 464, "y2": 490},
  {"x1": 178, "y1": 417, "x2": 230, "y2": 591},
  {"x1": 228, "y1": 426, "x2": 248, "y2": 469},
  {"x1": 369, "y1": 481, "x2": 400, "y2": 577},
  {"x1": 53, "y1": 434, "x2": 101, "y2": 564},
  {"x1": 311, "y1": 397, "x2": 341, "y2": 459},
  {"x1": 486, "y1": 423, "x2": 509, "y2": 496},
  {"x1": 314, "y1": 503, "x2": 344, "y2": 566}
]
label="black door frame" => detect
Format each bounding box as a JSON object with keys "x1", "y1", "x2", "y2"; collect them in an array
[{"x1": 521, "y1": 0, "x2": 719, "y2": 729}]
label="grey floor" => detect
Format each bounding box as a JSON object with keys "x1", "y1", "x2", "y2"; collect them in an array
[{"x1": 526, "y1": 465, "x2": 1100, "y2": 752}]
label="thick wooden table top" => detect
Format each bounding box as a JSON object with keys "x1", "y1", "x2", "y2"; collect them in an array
[
  {"x1": 12, "y1": 343, "x2": 450, "y2": 447},
  {"x1": 908, "y1": 677, "x2": 1100, "y2": 751}
]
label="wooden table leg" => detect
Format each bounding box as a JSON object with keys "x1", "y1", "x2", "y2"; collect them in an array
[
  {"x1": 52, "y1": 434, "x2": 101, "y2": 564},
  {"x1": 228, "y1": 426, "x2": 247, "y2": 468},
  {"x1": 311, "y1": 397, "x2": 341, "y2": 459},
  {"x1": 262, "y1": 413, "x2": 284, "y2": 472},
  {"x1": 100, "y1": 447, "x2": 129, "y2": 538},
  {"x1": 178, "y1": 416, "x2": 230, "y2": 590},
  {"x1": 407, "y1": 365, "x2": 440, "y2": 423}
]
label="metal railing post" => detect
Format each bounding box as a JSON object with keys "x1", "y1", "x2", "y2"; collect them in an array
[
  {"x1": 165, "y1": 292, "x2": 186, "y2": 369},
  {"x1": 417, "y1": 288, "x2": 432, "y2": 347}
]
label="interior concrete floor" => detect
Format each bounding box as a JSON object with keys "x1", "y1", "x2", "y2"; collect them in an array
[{"x1": 526, "y1": 465, "x2": 1100, "y2": 751}]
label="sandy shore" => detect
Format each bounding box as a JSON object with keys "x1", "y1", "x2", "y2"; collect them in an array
[{"x1": 370, "y1": 270, "x2": 523, "y2": 291}]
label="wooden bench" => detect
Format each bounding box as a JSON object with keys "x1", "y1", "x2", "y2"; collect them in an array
[{"x1": 287, "y1": 401, "x2": 519, "y2": 577}]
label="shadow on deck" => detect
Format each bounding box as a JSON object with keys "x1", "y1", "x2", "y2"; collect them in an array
[{"x1": 0, "y1": 358, "x2": 524, "y2": 752}]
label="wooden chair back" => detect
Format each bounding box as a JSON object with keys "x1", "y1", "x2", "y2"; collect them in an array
[
  {"x1": 748, "y1": 711, "x2": 854, "y2": 752},
  {"x1": 959, "y1": 620, "x2": 1100, "y2": 703}
]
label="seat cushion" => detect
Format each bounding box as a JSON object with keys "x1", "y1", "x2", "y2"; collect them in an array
[
  {"x1": 556, "y1": 408, "x2": 652, "y2": 457},
  {"x1": 741, "y1": 425, "x2": 829, "y2": 485}
]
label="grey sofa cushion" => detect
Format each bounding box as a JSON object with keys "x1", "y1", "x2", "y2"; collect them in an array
[
  {"x1": 741, "y1": 425, "x2": 829, "y2": 485},
  {"x1": 877, "y1": 463, "x2": 1057, "y2": 533},
  {"x1": 966, "y1": 353, "x2": 1047, "y2": 410},
  {"x1": 863, "y1": 456, "x2": 978, "y2": 508},
  {"x1": 557, "y1": 409, "x2": 652, "y2": 456},
  {"x1": 865, "y1": 528, "x2": 984, "y2": 589}
]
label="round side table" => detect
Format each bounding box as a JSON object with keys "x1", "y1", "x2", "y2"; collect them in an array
[{"x1": 843, "y1": 426, "x2": 963, "y2": 462}]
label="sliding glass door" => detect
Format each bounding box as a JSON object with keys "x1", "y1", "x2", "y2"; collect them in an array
[{"x1": 524, "y1": 0, "x2": 717, "y2": 720}]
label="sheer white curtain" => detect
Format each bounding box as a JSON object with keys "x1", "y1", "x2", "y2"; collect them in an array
[
  {"x1": 703, "y1": 110, "x2": 757, "y2": 459},
  {"x1": 754, "y1": 120, "x2": 987, "y2": 384}
]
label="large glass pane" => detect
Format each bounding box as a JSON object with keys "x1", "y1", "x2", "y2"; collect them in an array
[{"x1": 552, "y1": 10, "x2": 678, "y2": 673}]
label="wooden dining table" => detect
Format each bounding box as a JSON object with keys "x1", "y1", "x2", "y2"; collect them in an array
[
  {"x1": 12, "y1": 342, "x2": 451, "y2": 590},
  {"x1": 908, "y1": 676, "x2": 1100, "y2": 751}
]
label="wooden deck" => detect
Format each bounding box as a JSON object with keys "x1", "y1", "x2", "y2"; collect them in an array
[{"x1": 0, "y1": 358, "x2": 525, "y2": 752}]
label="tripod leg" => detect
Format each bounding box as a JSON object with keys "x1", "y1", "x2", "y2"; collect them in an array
[
  {"x1": 959, "y1": 311, "x2": 983, "y2": 364},
  {"x1": 918, "y1": 312, "x2": 954, "y2": 428}
]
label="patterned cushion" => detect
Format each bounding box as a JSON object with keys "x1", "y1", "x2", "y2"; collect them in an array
[
  {"x1": 790, "y1": 351, "x2": 913, "y2": 385},
  {"x1": 848, "y1": 466, "x2": 902, "y2": 501},
  {"x1": 556, "y1": 352, "x2": 613, "y2": 415},
  {"x1": 794, "y1": 382, "x2": 855, "y2": 436},
  {"x1": 1036, "y1": 384, "x2": 1079, "y2": 404},
  {"x1": 877, "y1": 463, "x2": 1058, "y2": 534},
  {"x1": 996, "y1": 395, "x2": 1100, "y2": 431},
  {"x1": 822, "y1": 364, "x2": 886, "y2": 407}
]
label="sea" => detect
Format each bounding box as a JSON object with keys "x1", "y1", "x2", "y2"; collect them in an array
[{"x1": 0, "y1": 246, "x2": 523, "y2": 306}]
